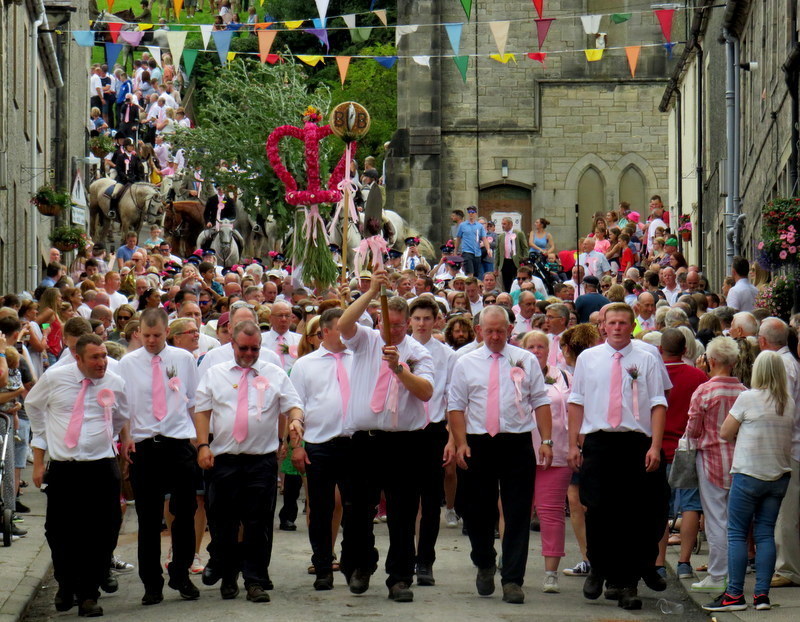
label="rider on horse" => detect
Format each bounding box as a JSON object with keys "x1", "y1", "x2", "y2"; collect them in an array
[
  {"x1": 107, "y1": 137, "x2": 145, "y2": 220},
  {"x1": 202, "y1": 184, "x2": 236, "y2": 231}
]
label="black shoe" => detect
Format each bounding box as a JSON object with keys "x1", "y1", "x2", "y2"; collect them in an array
[
  {"x1": 202, "y1": 562, "x2": 221, "y2": 586},
  {"x1": 264, "y1": 573, "x2": 274, "y2": 590},
  {"x1": 416, "y1": 562, "x2": 435, "y2": 586},
  {"x1": 583, "y1": 571, "x2": 604, "y2": 600},
  {"x1": 314, "y1": 573, "x2": 334, "y2": 591},
  {"x1": 220, "y1": 579, "x2": 239, "y2": 600},
  {"x1": 246, "y1": 584, "x2": 270, "y2": 602},
  {"x1": 388, "y1": 581, "x2": 413, "y2": 602},
  {"x1": 100, "y1": 573, "x2": 118, "y2": 593},
  {"x1": 9, "y1": 524, "x2": 27, "y2": 537},
  {"x1": 168, "y1": 577, "x2": 200, "y2": 600},
  {"x1": 502, "y1": 582, "x2": 525, "y2": 604},
  {"x1": 604, "y1": 585, "x2": 623, "y2": 600},
  {"x1": 476, "y1": 566, "x2": 496, "y2": 596},
  {"x1": 141, "y1": 591, "x2": 163, "y2": 606},
  {"x1": 641, "y1": 567, "x2": 667, "y2": 592},
  {"x1": 618, "y1": 587, "x2": 642, "y2": 610},
  {"x1": 54, "y1": 589, "x2": 76, "y2": 612},
  {"x1": 279, "y1": 520, "x2": 297, "y2": 531},
  {"x1": 349, "y1": 568, "x2": 371, "y2": 594},
  {"x1": 78, "y1": 599, "x2": 103, "y2": 617},
  {"x1": 15, "y1": 499, "x2": 30, "y2": 513}
]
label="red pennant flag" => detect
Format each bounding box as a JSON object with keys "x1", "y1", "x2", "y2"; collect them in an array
[
  {"x1": 535, "y1": 18, "x2": 555, "y2": 51},
  {"x1": 265, "y1": 54, "x2": 281, "y2": 65},
  {"x1": 527, "y1": 52, "x2": 547, "y2": 65},
  {"x1": 532, "y1": 0, "x2": 543, "y2": 19},
  {"x1": 654, "y1": 9, "x2": 674, "y2": 42},
  {"x1": 109, "y1": 22, "x2": 122, "y2": 44}
]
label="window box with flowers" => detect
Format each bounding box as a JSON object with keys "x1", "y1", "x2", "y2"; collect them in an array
[
  {"x1": 678, "y1": 214, "x2": 692, "y2": 242},
  {"x1": 31, "y1": 185, "x2": 71, "y2": 217},
  {"x1": 756, "y1": 197, "x2": 800, "y2": 271}
]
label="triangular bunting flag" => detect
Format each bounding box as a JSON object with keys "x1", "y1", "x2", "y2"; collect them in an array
[
  {"x1": 312, "y1": 17, "x2": 326, "y2": 29},
  {"x1": 395, "y1": 24, "x2": 418, "y2": 46},
  {"x1": 412, "y1": 55, "x2": 431, "y2": 67},
  {"x1": 625, "y1": 46, "x2": 640, "y2": 77},
  {"x1": 211, "y1": 30, "x2": 234, "y2": 65},
  {"x1": 265, "y1": 54, "x2": 281, "y2": 64},
  {"x1": 460, "y1": 0, "x2": 472, "y2": 20},
  {"x1": 610, "y1": 13, "x2": 632, "y2": 24},
  {"x1": 227, "y1": 52, "x2": 236, "y2": 62},
  {"x1": 105, "y1": 43, "x2": 123, "y2": 67},
  {"x1": 655, "y1": 9, "x2": 675, "y2": 42},
  {"x1": 445, "y1": 23, "x2": 463, "y2": 56},
  {"x1": 183, "y1": 48, "x2": 198, "y2": 78},
  {"x1": 306, "y1": 27, "x2": 329, "y2": 50},
  {"x1": 166, "y1": 31, "x2": 187, "y2": 66},
  {"x1": 453, "y1": 56, "x2": 469, "y2": 83},
  {"x1": 227, "y1": 23, "x2": 244, "y2": 32},
  {"x1": 532, "y1": 0, "x2": 543, "y2": 19},
  {"x1": 342, "y1": 14, "x2": 356, "y2": 30},
  {"x1": 354, "y1": 27, "x2": 372, "y2": 42},
  {"x1": 375, "y1": 56, "x2": 398, "y2": 69},
  {"x1": 490, "y1": 53, "x2": 516, "y2": 64},
  {"x1": 489, "y1": 21, "x2": 510, "y2": 57},
  {"x1": 108, "y1": 22, "x2": 122, "y2": 44},
  {"x1": 257, "y1": 30, "x2": 277, "y2": 62},
  {"x1": 73, "y1": 31, "x2": 95, "y2": 47},
  {"x1": 145, "y1": 46, "x2": 161, "y2": 67},
  {"x1": 664, "y1": 42, "x2": 676, "y2": 59},
  {"x1": 584, "y1": 48, "x2": 603, "y2": 62},
  {"x1": 119, "y1": 30, "x2": 144, "y2": 46},
  {"x1": 173, "y1": 0, "x2": 183, "y2": 21},
  {"x1": 580, "y1": 15, "x2": 602, "y2": 35},
  {"x1": 285, "y1": 20, "x2": 304, "y2": 29},
  {"x1": 336, "y1": 56, "x2": 350, "y2": 86},
  {"x1": 297, "y1": 55, "x2": 324, "y2": 66},
  {"x1": 200, "y1": 25, "x2": 213, "y2": 49},
  {"x1": 527, "y1": 52, "x2": 547, "y2": 65},
  {"x1": 138, "y1": 23, "x2": 153, "y2": 30},
  {"x1": 535, "y1": 18, "x2": 554, "y2": 51},
  {"x1": 374, "y1": 9, "x2": 387, "y2": 26},
  {"x1": 107, "y1": 0, "x2": 115, "y2": 13},
  {"x1": 315, "y1": 0, "x2": 329, "y2": 22}
]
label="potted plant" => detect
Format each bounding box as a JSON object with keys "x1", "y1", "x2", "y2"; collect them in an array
[
  {"x1": 678, "y1": 214, "x2": 692, "y2": 241},
  {"x1": 31, "y1": 185, "x2": 71, "y2": 216},
  {"x1": 756, "y1": 274, "x2": 794, "y2": 321},
  {"x1": 89, "y1": 134, "x2": 115, "y2": 158},
  {"x1": 756, "y1": 197, "x2": 800, "y2": 271},
  {"x1": 49, "y1": 225, "x2": 90, "y2": 253}
]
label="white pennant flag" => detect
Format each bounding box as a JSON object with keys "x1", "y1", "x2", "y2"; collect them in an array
[
  {"x1": 342, "y1": 13, "x2": 356, "y2": 30},
  {"x1": 412, "y1": 55, "x2": 431, "y2": 67},
  {"x1": 489, "y1": 21, "x2": 510, "y2": 57},
  {"x1": 145, "y1": 46, "x2": 162, "y2": 67},
  {"x1": 395, "y1": 24, "x2": 418, "y2": 46},
  {"x1": 580, "y1": 14, "x2": 602, "y2": 35},
  {"x1": 200, "y1": 24, "x2": 213, "y2": 50},
  {"x1": 315, "y1": 0, "x2": 329, "y2": 23},
  {"x1": 166, "y1": 31, "x2": 187, "y2": 66}
]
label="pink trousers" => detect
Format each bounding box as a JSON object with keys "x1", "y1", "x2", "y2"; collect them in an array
[{"x1": 533, "y1": 465, "x2": 573, "y2": 557}]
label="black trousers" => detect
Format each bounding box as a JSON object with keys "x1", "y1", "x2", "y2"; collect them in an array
[
  {"x1": 340, "y1": 430, "x2": 424, "y2": 589},
  {"x1": 45, "y1": 458, "x2": 121, "y2": 602},
  {"x1": 501, "y1": 258, "x2": 518, "y2": 292},
  {"x1": 279, "y1": 474, "x2": 303, "y2": 524},
  {"x1": 579, "y1": 431, "x2": 669, "y2": 588},
  {"x1": 417, "y1": 421, "x2": 448, "y2": 566},
  {"x1": 208, "y1": 453, "x2": 277, "y2": 588},
  {"x1": 130, "y1": 436, "x2": 197, "y2": 591},
  {"x1": 305, "y1": 437, "x2": 351, "y2": 574},
  {"x1": 461, "y1": 433, "x2": 535, "y2": 586}
]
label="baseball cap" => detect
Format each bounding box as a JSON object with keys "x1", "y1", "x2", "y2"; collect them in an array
[
  {"x1": 583, "y1": 275, "x2": 600, "y2": 287},
  {"x1": 665, "y1": 237, "x2": 678, "y2": 247},
  {"x1": 217, "y1": 312, "x2": 230, "y2": 327},
  {"x1": 466, "y1": 206, "x2": 477, "y2": 213}
]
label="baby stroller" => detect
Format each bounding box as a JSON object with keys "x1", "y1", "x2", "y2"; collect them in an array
[{"x1": 0, "y1": 412, "x2": 14, "y2": 546}]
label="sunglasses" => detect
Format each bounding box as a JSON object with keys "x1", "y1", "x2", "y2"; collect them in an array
[
  {"x1": 117, "y1": 315, "x2": 132, "y2": 321},
  {"x1": 234, "y1": 344, "x2": 260, "y2": 352},
  {"x1": 484, "y1": 298, "x2": 497, "y2": 304}
]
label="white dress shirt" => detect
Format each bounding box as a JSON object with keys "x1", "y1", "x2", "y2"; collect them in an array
[
  {"x1": 197, "y1": 342, "x2": 281, "y2": 379},
  {"x1": 77, "y1": 303, "x2": 92, "y2": 319},
  {"x1": 568, "y1": 341, "x2": 668, "y2": 436},
  {"x1": 118, "y1": 345, "x2": 198, "y2": 442},
  {"x1": 778, "y1": 346, "x2": 800, "y2": 461},
  {"x1": 514, "y1": 313, "x2": 534, "y2": 335},
  {"x1": 26, "y1": 363, "x2": 129, "y2": 461},
  {"x1": 290, "y1": 345, "x2": 354, "y2": 443},
  {"x1": 195, "y1": 359, "x2": 301, "y2": 456},
  {"x1": 194, "y1": 332, "x2": 220, "y2": 357},
  {"x1": 456, "y1": 340, "x2": 483, "y2": 358},
  {"x1": 107, "y1": 291, "x2": 129, "y2": 311},
  {"x1": 449, "y1": 344, "x2": 549, "y2": 434},
  {"x1": 261, "y1": 328, "x2": 302, "y2": 372},
  {"x1": 415, "y1": 336, "x2": 457, "y2": 424},
  {"x1": 662, "y1": 285, "x2": 681, "y2": 306},
  {"x1": 343, "y1": 325, "x2": 434, "y2": 432},
  {"x1": 49, "y1": 349, "x2": 120, "y2": 373},
  {"x1": 469, "y1": 298, "x2": 484, "y2": 316},
  {"x1": 726, "y1": 277, "x2": 758, "y2": 312}
]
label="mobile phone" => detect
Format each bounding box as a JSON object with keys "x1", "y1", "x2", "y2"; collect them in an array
[{"x1": 42, "y1": 323, "x2": 50, "y2": 329}]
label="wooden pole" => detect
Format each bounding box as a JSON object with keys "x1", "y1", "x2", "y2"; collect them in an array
[
  {"x1": 341, "y1": 143, "x2": 351, "y2": 285},
  {"x1": 380, "y1": 285, "x2": 391, "y2": 345}
]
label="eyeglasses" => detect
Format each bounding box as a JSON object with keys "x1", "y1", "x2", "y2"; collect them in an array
[
  {"x1": 199, "y1": 300, "x2": 211, "y2": 305},
  {"x1": 517, "y1": 277, "x2": 530, "y2": 282},
  {"x1": 233, "y1": 343, "x2": 260, "y2": 352},
  {"x1": 177, "y1": 329, "x2": 199, "y2": 336}
]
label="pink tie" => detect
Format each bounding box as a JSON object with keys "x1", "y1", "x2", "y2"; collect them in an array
[
  {"x1": 485, "y1": 352, "x2": 501, "y2": 436},
  {"x1": 548, "y1": 334, "x2": 560, "y2": 369},
  {"x1": 151, "y1": 355, "x2": 167, "y2": 421},
  {"x1": 277, "y1": 335, "x2": 286, "y2": 369},
  {"x1": 370, "y1": 361, "x2": 393, "y2": 413},
  {"x1": 607, "y1": 351, "x2": 623, "y2": 428},
  {"x1": 233, "y1": 366, "x2": 250, "y2": 443},
  {"x1": 329, "y1": 352, "x2": 350, "y2": 419},
  {"x1": 65, "y1": 378, "x2": 92, "y2": 448},
  {"x1": 505, "y1": 233, "x2": 515, "y2": 259},
  {"x1": 124, "y1": 105, "x2": 130, "y2": 123}
]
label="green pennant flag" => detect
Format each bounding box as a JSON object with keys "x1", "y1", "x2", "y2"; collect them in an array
[
  {"x1": 610, "y1": 13, "x2": 632, "y2": 24},
  {"x1": 183, "y1": 48, "x2": 198, "y2": 78},
  {"x1": 350, "y1": 26, "x2": 372, "y2": 43},
  {"x1": 169, "y1": 24, "x2": 185, "y2": 31},
  {"x1": 453, "y1": 55, "x2": 469, "y2": 82},
  {"x1": 460, "y1": 0, "x2": 472, "y2": 20}
]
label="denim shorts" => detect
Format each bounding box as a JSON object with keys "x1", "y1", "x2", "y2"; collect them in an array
[
  {"x1": 14, "y1": 417, "x2": 30, "y2": 469},
  {"x1": 666, "y1": 462, "x2": 702, "y2": 513}
]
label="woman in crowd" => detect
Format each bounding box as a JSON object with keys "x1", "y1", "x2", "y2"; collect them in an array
[
  {"x1": 297, "y1": 315, "x2": 321, "y2": 358},
  {"x1": 670, "y1": 251, "x2": 689, "y2": 271},
  {"x1": 63, "y1": 287, "x2": 83, "y2": 316},
  {"x1": 123, "y1": 319, "x2": 142, "y2": 354},
  {"x1": 36, "y1": 287, "x2": 63, "y2": 365},
  {"x1": 529, "y1": 218, "x2": 555, "y2": 256},
  {"x1": 19, "y1": 299, "x2": 48, "y2": 378},
  {"x1": 138, "y1": 287, "x2": 162, "y2": 311},
  {"x1": 109, "y1": 304, "x2": 136, "y2": 344}
]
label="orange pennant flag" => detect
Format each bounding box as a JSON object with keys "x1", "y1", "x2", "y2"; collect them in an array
[
  {"x1": 336, "y1": 56, "x2": 351, "y2": 86},
  {"x1": 173, "y1": 0, "x2": 183, "y2": 20},
  {"x1": 257, "y1": 30, "x2": 277, "y2": 63},
  {"x1": 625, "y1": 46, "x2": 640, "y2": 77},
  {"x1": 107, "y1": 0, "x2": 115, "y2": 13}
]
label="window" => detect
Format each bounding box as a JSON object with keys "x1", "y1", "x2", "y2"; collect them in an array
[
  {"x1": 577, "y1": 167, "x2": 605, "y2": 236},
  {"x1": 619, "y1": 165, "x2": 646, "y2": 213}
]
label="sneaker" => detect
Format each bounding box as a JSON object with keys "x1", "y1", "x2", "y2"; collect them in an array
[
  {"x1": 692, "y1": 575, "x2": 727, "y2": 592},
  {"x1": 111, "y1": 556, "x2": 135, "y2": 573},
  {"x1": 702, "y1": 592, "x2": 747, "y2": 612},
  {"x1": 677, "y1": 562, "x2": 694, "y2": 579},
  {"x1": 754, "y1": 593, "x2": 771, "y2": 610},
  {"x1": 12, "y1": 514, "x2": 24, "y2": 523},
  {"x1": 543, "y1": 574, "x2": 559, "y2": 593},
  {"x1": 15, "y1": 499, "x2": 30, "y2": 513},
  {"x1": 190, "y1": 554, "x2": 204, "y2": 574},
  {"x1": 444, "y1": 507, "x2": 459, "y2": 528},
  {"x1": 388, "y1": 581, "x2": 413, "y2": 602},
  {"x1": 563, "y1": 560, "x2": 591, "y2": 576}
]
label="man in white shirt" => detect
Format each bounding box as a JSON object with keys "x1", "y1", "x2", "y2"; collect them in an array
[
  {"x1": 27, "y1": 334, "x2": 129, "y2": 617},
  {"x1": 177, "y1": 301, "x2": 219, "y2": 356},
  {"x1": 445, "y1": 305, "x2": 552, "y2": 605},
  {"x1": 513, "y1": 291, "x2": 537, "y2": 335},
  {"x1": 660, "y1": 267, "x2": 681, "y2": 305},
  {"x1": 261, "y1": 301, "x2": 301, "y2": 373},
  {"x1": 119, "y1": 308, "x2": 200, "y2": 605},
  {"x1": 49, "y1": 317, "x2": 120, "y2": 374},
  {"x1": 103, "y1": 271, "x2": 129, "y2": 311},
  {"x1": 544, "y1": 302, "x2": 569, "y2": 371},
  {"x1": 464, "y1": 277, "x2": 484, "y2": 315},
  {"x1": 567, "y1": 303, "x2": 669, "y2": 610},
  {"x1": 194, "y1": 320, "x2": 303, "y2": 603},
  {"x1": 338, "y1": 269, "x2": 434, "y2": 602},
  {"x1": 289, "y1": 308, "x2": 354, "y2": 591},
  {"x1": 633, "y1": 292, "x2": 657, "y2": 335},
  {"x1": 408, "y1": 297, "x2": 457, "y2": 586},
  {"x1": 646, "y1": 207, "x2": 667, "y2": 251},
  {"x1": 726, "y1": 256, "x2": 758, "y2": 312},
  {"x1": 153, "y1": 135, "x2": 171, "y2": 169},
  {"x1": 577, "y1": 237, "x2": 611, "y2": 277}
]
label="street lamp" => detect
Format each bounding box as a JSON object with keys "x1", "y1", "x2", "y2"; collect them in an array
[{"x1": 501, "y1": 159, "x2": 509, "y2": 180}]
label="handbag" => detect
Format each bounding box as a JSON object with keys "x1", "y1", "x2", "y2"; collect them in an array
[{"x1": 668, "y1": 436, "x2": 698, "y2": 489}]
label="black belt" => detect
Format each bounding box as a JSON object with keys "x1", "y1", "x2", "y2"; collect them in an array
[{"x1": 138, "y1": 435, "x2": 192, "y2": 444}]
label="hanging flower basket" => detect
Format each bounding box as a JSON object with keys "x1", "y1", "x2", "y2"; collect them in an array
[
  {"x1": 49, "y1": 225, "x2": 90, "y2": 254},
  {"x1": 680, "y1": 230, "x2": 691, "y2": 242},
  {"x1": 31, "y1": 185, "x2": 70, "y2": 217},
  {"x1": 89, "y1": 134, "x2": 114, "y2": 158},
  {"x1": 756, "y1": 198, "x2": 800, "y2": 271}
]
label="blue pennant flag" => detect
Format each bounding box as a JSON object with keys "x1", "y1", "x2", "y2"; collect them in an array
[
  {"x1": 306, "y1": 28, "x2": 329, "y2": 50},
  {"x1": 73, "y1": 31, "x2": 95, "y2": 47},
  {"x1": 663, "y1": 42, "x2": 676, "y2": 59},
  {"x1": 445, "y1": 23, "x2": 463, "y2": 56},
  {"x1": 212, "y1": 30, "x2": 235, "y2": 65},
  {"x1": 375, "y1": 56, "x2": 397, "y2": 68},
  {"x1": 105, "y1": 43, "x2": 123, "y2": 67}
]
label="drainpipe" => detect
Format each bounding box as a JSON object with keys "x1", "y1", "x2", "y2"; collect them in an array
[
  {"x1": 675, "y1": 87, "x2": 683, "y2": 254},
  {"x1": 696, "y1": 40, "x2": 704, "y2": 272},
  {"x1": 723, "y1": 27, "x2": 740, "y2": 273},
  {"x1": 30, "y1": 3, "x2": 46, "y2": 291}
]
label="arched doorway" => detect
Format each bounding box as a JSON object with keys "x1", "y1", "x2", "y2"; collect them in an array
[
  {"x1": 619, "y1": 165, "x2": 646, "y2": 214},
  {"x1": 577, "y1": 167, "x2": 605, "y2": 237},
  {"x1": 478, "y1": 184, "x2": 532, "y2": 235}
]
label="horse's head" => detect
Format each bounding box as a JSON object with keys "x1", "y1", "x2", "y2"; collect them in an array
[{"x1": 144, "y1": 186, "x2": 163, "y2": 223}]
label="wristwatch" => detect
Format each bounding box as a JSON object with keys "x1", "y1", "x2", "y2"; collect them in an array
[{"x1": 540, "y1": 439, "x2": 554, "y2": 447}]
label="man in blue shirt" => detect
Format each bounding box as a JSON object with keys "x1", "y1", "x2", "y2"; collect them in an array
[
  {"x1": 115, "y1": 231, "x2": 142, "y2": 269},
  {"x1": 455, "y1": 206, "x2": 492, "y2": 278}
]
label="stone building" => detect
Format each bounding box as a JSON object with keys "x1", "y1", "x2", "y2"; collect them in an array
[
  {"x1": 387, "y1": 0, "x2": 682, "y2": 251},
  {"x1": 0, "y1": 0, "x2": 90, "y2": 293}
]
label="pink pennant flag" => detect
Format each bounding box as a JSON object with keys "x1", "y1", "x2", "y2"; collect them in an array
[
  {"x1": 257, "y1": 29, "x2": 277, "y2": 63},
  {"x1": 625, "y1": 46, "x2": 640, "y2": 78},
  {"x1": 336, "y1": 56, "x2": 351, "y2": 86},
  {"x1": 527, "y1": 52, "x2": 547, "y2": 65},
  {"x1": 108, "y1": 22, "x2": 122, "y2": 44},
  {"x1": 654, "y1": 9, "x2": 674, "y2": 42},
  {"x1": 119, "y1": 30, "x2": 144, "y2": 46},
  {"x1": 532, "y1": 0, "x2": 543, "y2": 19},
  {"x1": 535, "y1": 18, "x2": 555, "y2": 51}
]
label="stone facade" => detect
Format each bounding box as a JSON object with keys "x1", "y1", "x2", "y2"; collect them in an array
[{"x1": 388, "y1": 0, "x2": 680, "y2": 251}]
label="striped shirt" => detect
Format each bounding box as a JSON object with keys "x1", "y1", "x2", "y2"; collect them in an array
[{"x1": 685, "y1": 376, "x2": 746, "y2": 489}]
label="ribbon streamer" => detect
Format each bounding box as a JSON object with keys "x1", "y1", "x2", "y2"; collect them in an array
[
  {"x1": 631, "y1": 378, "x2": 640, "y2": 420},
  {"x1": 253, "y1": 375, "x2": 269, "y2": 421},
  {"x1": 353, "y1": 235, "x2": 389, "y2": 276},
  {"x1": 509, "y1": 367, "x2": 527, "y2": 421},
  {"x1": 302, "y1": 205, "x2": 328, "y2": 246},
  {"x1": 330, "y1": 143, "x2": 361, "y2": 237},
  {"x1": 96, "y1": 388, "x2": 118, "y2": 455},
  {"x1": 386, "y1": 361, "x2": 410, "y2": 429}
]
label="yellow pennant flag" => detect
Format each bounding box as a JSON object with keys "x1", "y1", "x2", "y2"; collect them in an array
[
  {"x1": 625, "y1": 46, "x2": 641, "y2": 77},
  {"x1": 285, "y1": 20, "x2": 305, "y2": 29},
  {"x1": 227, "y1": 52, "x2": 236, "y2": 61},
  {"x1": 139, "y1": 23, "x2": 154, "y2": 30},
  {"x1": 336, "y1": 56, "x2": 351, "y2": 86},
  {"x1": 297, "y1": 55, "x2": 324, "y2": 66},
  {"x1": 173, "y1": 0, "x2": 183, "y2": 20},
  {"x1": 584, "y1": 49, "x2": 604, "y2": 62},
  {"x1": 259, "y1": 0, "x2": 264, "y2": 4},
  {"x1": 489, "y1": 53, "x2": 516, "y2": 64}
]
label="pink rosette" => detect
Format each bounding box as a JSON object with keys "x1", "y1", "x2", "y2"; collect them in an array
[
  {"x1": 509, "y1": 366, "x2": 527, "y2": 421},
  {"x1": 253, "y1": 376, "x2": 270, "y2": 421},
  {"x1": 168, "y1": 376, "x2": 189, "y2": 402},
  {"x1": 631, "y1": 378, "x2": 640, "y2": 420},
  {"x1": 387, "y1": 362, "x2": 410, "y2": 429},
  {"x1": 96, "y1": 388, "x2": 118, "y2": 455},
  {"x1": 288, "y1": 345, "x2": 299, "y2": 359}
]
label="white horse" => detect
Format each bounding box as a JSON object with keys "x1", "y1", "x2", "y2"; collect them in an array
[
  {"x1": 89, "y1": 178, "x2": 163, "y2": 247},
  {"x1": 197, "y1": 220, "x2": 244, "y2": 268}
]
